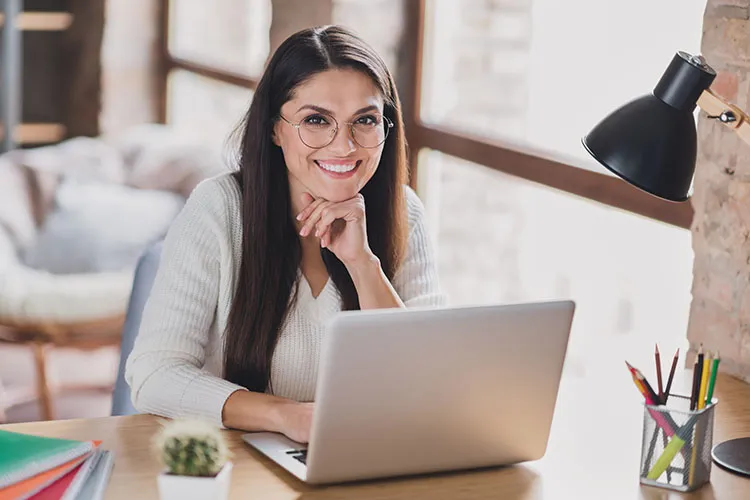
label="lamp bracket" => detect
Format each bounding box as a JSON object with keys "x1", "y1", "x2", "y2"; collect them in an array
[{"x1": 697, "y1": 89, "x2": 750, "y2": 145}]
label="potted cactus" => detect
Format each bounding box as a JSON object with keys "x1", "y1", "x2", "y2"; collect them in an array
[{"x1": 153, "y1": 419, "x2": 233, "y2": 500}]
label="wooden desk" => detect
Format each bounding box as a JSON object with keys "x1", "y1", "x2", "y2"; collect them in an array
[{"x1": 2, "y1": 370, "x2": 750, "y2": 499}]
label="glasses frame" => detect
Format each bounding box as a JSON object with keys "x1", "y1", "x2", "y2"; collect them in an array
[{"x1": 278, "y1": 112, "x2": 394, "y2": 149}]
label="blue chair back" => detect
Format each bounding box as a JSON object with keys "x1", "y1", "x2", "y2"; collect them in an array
[{"x1": 111, "y1": 241, "x2": 162, "y2": 416}]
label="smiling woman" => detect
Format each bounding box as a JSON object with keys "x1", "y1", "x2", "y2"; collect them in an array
[{"x1": 125, "y1": 25, "x2": 445, "y2": 445}]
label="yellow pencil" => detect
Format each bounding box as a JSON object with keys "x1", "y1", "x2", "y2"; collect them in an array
[{"x1": 697, "y1": 353, "x2": 711, "y2": 410}]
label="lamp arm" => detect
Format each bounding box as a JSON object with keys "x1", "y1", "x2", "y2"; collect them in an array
[{"x1": 697, "y1": 89, "x2": 750, "y2": 146}]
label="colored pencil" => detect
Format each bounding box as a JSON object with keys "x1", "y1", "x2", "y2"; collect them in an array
[
  {"x1": 626, "y1": 362, "x2": 677, "y2": 436},
  {"x1": 705, "y1": 352, "x2": 721, "y2": 406},
  {"x1": 655, "y1": 344, "x2": 664, "y2": 403},
  {"x1": 627, "y1": 362, "x2": 660, "y2": 404},
  {"x1": 663, "y1": 348, "x2": 679, "y2": 404},
  {"x1": 697, "y1": 352, "x2": 711, "y2": 410},
  {"x1": 690, "y1": 346, "x2": 704, "y2": 411}
]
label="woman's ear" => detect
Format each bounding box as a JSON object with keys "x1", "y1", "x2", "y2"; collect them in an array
[{"x1": 272, "y1": 122, "x2": 282, "y2": 147}]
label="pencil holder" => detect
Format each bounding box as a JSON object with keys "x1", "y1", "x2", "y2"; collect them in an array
[{"x1": 639, "y1": 394, "x2": 717, "y2": 492}]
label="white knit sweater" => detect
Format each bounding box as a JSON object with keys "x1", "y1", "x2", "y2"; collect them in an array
[{"x1": 125, "y1": 173, "x2": 444, "y2": 427}]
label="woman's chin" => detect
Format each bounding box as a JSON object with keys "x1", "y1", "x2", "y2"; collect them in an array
[{"x1": 315, "y1": 183, "x2": 360, "y2": 202}]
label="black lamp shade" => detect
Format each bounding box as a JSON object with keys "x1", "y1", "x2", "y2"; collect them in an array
[{"x1": 582, "y1": 52, "x2": 716, "y2": 202}]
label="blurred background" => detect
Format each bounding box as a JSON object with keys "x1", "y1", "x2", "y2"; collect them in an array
[{"x1": 0, "y1": 0, "x2": 706, "y2": 422}]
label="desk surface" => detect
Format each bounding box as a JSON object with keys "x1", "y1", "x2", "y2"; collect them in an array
[{"x1": 2, "y1": 370, "x2": 750, "y2": 500}]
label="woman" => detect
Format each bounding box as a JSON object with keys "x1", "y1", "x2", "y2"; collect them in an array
[{"x1": 125, "y1": 25, "x2": 444, "y2": 444}]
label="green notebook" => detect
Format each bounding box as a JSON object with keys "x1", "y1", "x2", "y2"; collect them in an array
[{"x1": 0, "y1": 430, "x2": 93, "y2": 489}]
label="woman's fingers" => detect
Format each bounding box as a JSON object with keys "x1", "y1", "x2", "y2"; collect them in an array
[
  {"x1": 296, "y1": 195, "x2": 323, "y2": 223},
  {"x1": 318, "y1": 226, "x2": 331, "y2": 247},
  {"x1": 299, "y1": 200, "x2": 331, "y2": 237}
]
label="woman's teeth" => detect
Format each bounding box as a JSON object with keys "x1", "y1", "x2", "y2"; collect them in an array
[{"x1": 316, "y1": 161, "x2": 358, "y2": 173}]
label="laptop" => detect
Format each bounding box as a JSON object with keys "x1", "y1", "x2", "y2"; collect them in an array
[{"x1": 242, "y1": 300, "x2": 575, "y2": 485}]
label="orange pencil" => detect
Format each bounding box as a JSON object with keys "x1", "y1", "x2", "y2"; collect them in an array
[{"x1": 626, "y1": 361, "x2": 660, "y2": 404}]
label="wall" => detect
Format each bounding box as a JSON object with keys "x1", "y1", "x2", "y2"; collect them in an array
[{"x1": 688, "y1": 0, "x2": 750, "y2": 380}]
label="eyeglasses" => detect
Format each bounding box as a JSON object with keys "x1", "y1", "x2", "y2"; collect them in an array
[{"x1": 278, "y1": 112, "x2": 393, "y2": 149}]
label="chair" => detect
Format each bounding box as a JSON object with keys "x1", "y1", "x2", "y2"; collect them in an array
[
  {"x1": 110, "y1": 241, "x2": 162, "y2": 416},
  {"x1": 0, "y1": 126, "x2": 222, "y2": 422}
]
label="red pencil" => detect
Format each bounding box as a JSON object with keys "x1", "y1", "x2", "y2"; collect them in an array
[{"x1": 655, "y1": 344, "x2": 664, "y2": 402}]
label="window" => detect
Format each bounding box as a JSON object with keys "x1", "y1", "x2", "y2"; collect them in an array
[
  {"x1": 167, "y1": 70, "x2": 252, "y2": 149},
  {"x1": 422, "y1": 150, "x2": 693, "y2": 354},
  {"x1": 161, "y1": 0, "x2": 269, "y2": 151},
  {"x1": 169, "y1": 0, "x2": 271, "y2": 77}
]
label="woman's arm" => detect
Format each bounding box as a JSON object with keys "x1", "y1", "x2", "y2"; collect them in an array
[
  {"x1": 125, "y1": 179, "x2": 308, "y2": 438},
  {"x1": 345, "y1": 253, "x2": 405, "y2": 310},
  {"x1": 343, "y1": 188, "x2": 445, "y2": 309},
  {"x1": 222, "y1": 391, "x2": 314, "y2": 443}
]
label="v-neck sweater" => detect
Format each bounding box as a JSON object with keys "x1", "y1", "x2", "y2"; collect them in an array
[{"x1": 125, "y1": 173, "x2": 445, "y2": 427}]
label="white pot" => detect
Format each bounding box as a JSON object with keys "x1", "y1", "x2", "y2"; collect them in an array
[{"x1": 157, "y1": 462, "x2": 233, "y2": 500}]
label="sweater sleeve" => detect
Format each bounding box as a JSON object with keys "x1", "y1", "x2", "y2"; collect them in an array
[
  {"x1": 125, "y1": 180, "x2": 246, "y2": 427},
  {"x1": 392, "y1": 186, "x2": 447, "y2": 307}
]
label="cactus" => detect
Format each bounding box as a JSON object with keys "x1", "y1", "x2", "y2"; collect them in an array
[{"x1": 154, "y1": 419, "x2": 230, "y2": 477}]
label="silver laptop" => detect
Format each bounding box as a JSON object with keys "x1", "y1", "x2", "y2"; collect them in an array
[{"x1": 243, "y1": 300, "x2": 575, "y2": 485}]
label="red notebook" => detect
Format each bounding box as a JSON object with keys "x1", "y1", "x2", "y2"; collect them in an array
[{"x1": 26, "y1": 463, "x2": 83, "y2": 500}]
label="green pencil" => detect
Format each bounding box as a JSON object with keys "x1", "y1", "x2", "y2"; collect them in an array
[{"x1": 704, "y1": 353, "x2": 720, "y2": 406}]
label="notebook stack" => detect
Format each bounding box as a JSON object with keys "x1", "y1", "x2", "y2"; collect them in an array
[{"x1": 0, "y1": 430, "x2": 113, "y2": 500}]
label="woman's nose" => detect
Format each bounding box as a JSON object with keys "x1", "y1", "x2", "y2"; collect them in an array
[{"x1": 326, "y1": 126, "x2": 357, "y2": 155}]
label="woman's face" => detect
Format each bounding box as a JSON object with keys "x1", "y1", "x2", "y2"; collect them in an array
[{"x1": 274, "y1": 68, "x2": 386, "y2": 207}]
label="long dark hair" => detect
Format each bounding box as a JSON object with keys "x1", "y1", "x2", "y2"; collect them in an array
[{"x1": 224, "y1": 26, "x2": 409, "y2": 394}]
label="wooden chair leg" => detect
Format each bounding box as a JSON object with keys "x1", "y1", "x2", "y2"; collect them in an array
[{"x1": 32, "y1": 342, "x2": 54, "y2": 421}]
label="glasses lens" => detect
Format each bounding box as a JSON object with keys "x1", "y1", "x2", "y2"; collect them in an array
[
  {"x1": 352, "y1": 115, "x2": 391, "y2": 148},
  {"x1": 299, "y1": 116, "x2": 337, "y2": 148}
]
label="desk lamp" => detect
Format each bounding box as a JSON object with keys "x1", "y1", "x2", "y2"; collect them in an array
[{"x1": 582, "y1": 51, "x2": 750, "y2": 477}]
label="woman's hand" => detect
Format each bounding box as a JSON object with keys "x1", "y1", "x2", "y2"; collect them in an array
[
  {"x1": 296, "y1": 192, "x2": 376, "y2": 268},
  {"x1": 272, "y1": 400, "x2": 315, "y2": 444}
]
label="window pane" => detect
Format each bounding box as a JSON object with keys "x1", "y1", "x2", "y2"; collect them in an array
[
  {"x1": 167, "y1": 70, "x2": 252, "y2": 150},
  {"x1": 420, "y1": 0, "x2": 707, "y2": 168},
  {"x1": 422, "y1": 150, "x2": 693, "y2": 357},
  {"x1": 169, "y1": 0, "x2": 271, "y2": 76}
]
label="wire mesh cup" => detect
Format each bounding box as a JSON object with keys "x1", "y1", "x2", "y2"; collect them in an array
[{"x1": 639, "y1": 394, "x2": 717, "y2": 492}]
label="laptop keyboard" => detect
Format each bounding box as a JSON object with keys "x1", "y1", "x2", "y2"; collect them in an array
[{"x1": 286, "y1": 449, "x2": 307, "y2": 465}]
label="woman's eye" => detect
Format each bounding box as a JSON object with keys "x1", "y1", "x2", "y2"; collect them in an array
[
  {"x1": 356, "y1": 115, "x2": 379, "y2": 126},
  {"x1": 303, "y1": 114, "x2": 330, "y2": 126}
]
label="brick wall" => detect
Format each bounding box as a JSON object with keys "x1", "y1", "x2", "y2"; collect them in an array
[{"x1": 688, "y1": 0, "x2": 750, "y2": 380}]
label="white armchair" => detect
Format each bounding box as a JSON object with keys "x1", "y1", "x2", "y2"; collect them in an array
[{"x1": 0, "y1": 124, "x2": 227, "y2": 421}]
